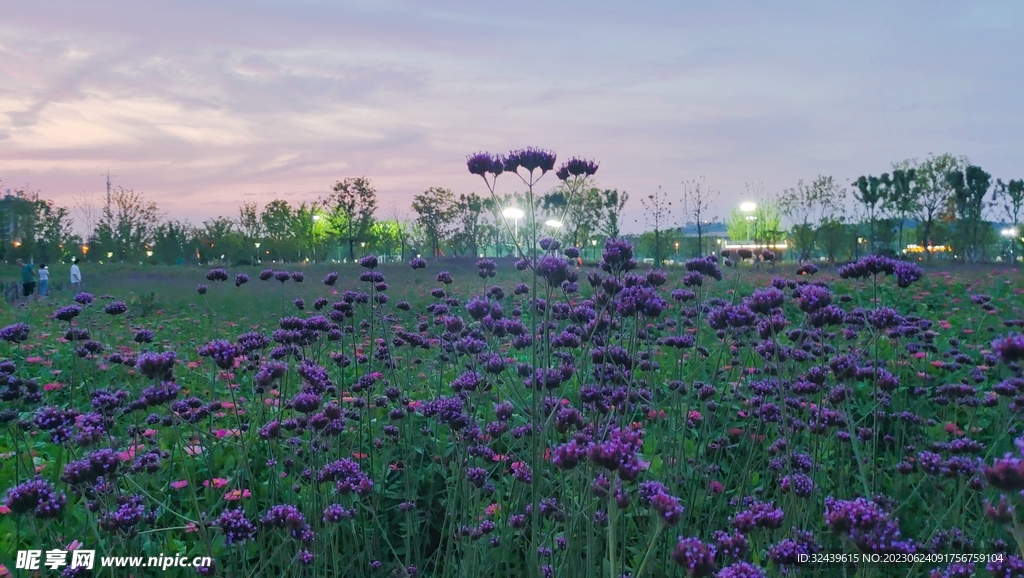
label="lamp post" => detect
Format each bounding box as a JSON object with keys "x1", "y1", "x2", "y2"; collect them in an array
[
  {"x1": 740, "y1": 202, "x2": 757, "y2": 246},
  {"x1": 503, "y1": 207, "x2": 524, "y2": 256},
  {"x1": 254, "y1": 241, "x2": 261, "y2": 264},
  {"x1": 591, "y1": 238, "x2": 597, "y2": 261},
  {"x1": 1002, "y1": 228, "x2": 1017, "y2": 262}
]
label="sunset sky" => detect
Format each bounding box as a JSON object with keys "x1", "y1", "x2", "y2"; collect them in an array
[{"x1": 1, "y1": 0, "x2": 1021, "y2": 232}]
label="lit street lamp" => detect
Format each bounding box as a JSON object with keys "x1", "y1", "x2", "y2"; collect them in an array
[
  {"x1": 1002, "y1": 228, "x2": 1018, "y2": 262},
  {"x1": 545, "y1": 219, "x2": 563, "y2": 228},
  {"x1": 503, "y1": 207, "x2": 524, "y2": 251}
]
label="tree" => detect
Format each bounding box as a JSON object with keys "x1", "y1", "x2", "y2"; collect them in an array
[
  {"x1": 292, "y1": 202, "x2": 331, "y2": 261},
  {"x1": 36, "y1": 201, "x2": 76, "y2": 263},
  {"x1": 995, "y1": 179, "x2": 1024, "y2": 229},
  {"x1": 995, "y1": 178, "x2": 1024, "y2": 262},
  {"x1": 884, "y1": 169, "x2": 918, "y2": 252},
  {"x1": 947, "y1": 165, "x2": 992, "y2": 262},
  {"x1": 541, "y1": 182, "x2": 604, "y2": 249},
  {"x1": 681, "y1": 177, "x2": 719, "y2": 257},
  {"x1": 452, "y1": 192, "x2": 486, "y2": 257},
  {"x1": 895, "y1": 153, "x2": 966, "y2": 261},
  {"x1": 726, "y1": 209, "x2": 752, "y2": 243},
  {"x1": 237, "y1": 201, "x2": 265, "y2": 245},
  {"x1": 387, "y1": 202, "x2": 414, "y2": 261},
  {"x1": 817, "y1": 218, "x2": 849, "y2": 264},
  {"x1": 94, "y1": 187, "x2": 162, "y2": 261},
  {"x1": 639, "y1": 187, "x2": 673, "y2": 268},
  {"x1": 412, "y1": 187, "x2": 457, "y2": 258},
  {"x1": 370, "y1": 219, "x2": 402, "y2": 260},
  {"x1": 324, "y1": 177, "x2": 378, "y2": 261},
  {"x1": 778, "y1": 175, "x2": 845, "y2": 261},
  {"x1": 600, "y1": 189, "x2": 629, "y2": 238},
  {"x1": 853, "y1": 175, "x2": 887, "y2": 253},
  {"x1": 153, "y1": 220, "x2": 194, "y2": 264},
  {"x1": 260, "y1": 200, "x2": 299, "y2": 261}
]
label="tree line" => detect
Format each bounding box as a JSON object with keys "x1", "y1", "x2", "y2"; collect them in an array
[{"x1": 1, "y1": 151, "x2": 1020, "y2": 266}]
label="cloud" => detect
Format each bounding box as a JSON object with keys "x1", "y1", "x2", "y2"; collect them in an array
[{"x1": 0, "y1": 0, "x2": 1021, "y2": 231}]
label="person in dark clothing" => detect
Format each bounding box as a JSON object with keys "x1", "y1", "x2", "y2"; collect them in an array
[{"x1": 17, "y1": 258, "x2": 35, "y2": 299}]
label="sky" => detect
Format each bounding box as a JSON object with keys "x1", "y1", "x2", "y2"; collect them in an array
[{"x1": 1, "y1": 0, "x2": 1021, "y2": 234}]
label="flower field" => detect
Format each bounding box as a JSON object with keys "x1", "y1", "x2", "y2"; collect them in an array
[{"x1": 3, "y1": 248, "x2": 1024, "y2": 578}]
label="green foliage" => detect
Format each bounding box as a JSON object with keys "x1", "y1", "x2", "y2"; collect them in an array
[
  {"x1": 777, "y1": 175, "x2": 845, "y2": 261},
  {"x1": 412, "y1": 186, "x2": 457, "y2": 257}
]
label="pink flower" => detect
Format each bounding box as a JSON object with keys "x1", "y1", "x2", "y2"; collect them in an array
[
  {"x1": 26, "y1": 356, "x2": 44, "y2": 363},
  {"x1": 43, "y1": 383, "x2": 64, "y2": 392},
  {"x1": 203, "y1": 478, "x2": 229, "y2": 489},
  {"x1": 184, "y1": 445, "x2": 205, "y2": 456},
  {"x1": 118, "y1": 444, "x2": 145, "y2": 462},
  {"x1": 171, "y1": 480, "x2": 189, "y2": 490},
  {"x1": 224, "y1": 489, "x2": 251, "y2": 501}
]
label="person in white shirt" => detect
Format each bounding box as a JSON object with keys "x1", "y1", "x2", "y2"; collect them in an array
[
  {"x1": 38, "y1": 264, "x2": 50, "y2": 298},
  {"x1": 70, "y1": 258, "x2": 82, "y2": 290}
]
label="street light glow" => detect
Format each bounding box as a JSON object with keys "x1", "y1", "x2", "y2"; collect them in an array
[
  {"x1": 503, "y1": 207, "x2": 524, "y2": 220},
  {"x1": 1002, "y1": 228, "x2": 1018, "y2": 237},
  {"x1": 545, "y1": 219, "x2": 563, "y2": 228},
  {"x1": 740, "y1": 202, "x2": 756, "y2": 212}
]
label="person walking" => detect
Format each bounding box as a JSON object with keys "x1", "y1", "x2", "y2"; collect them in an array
[
  {"x1": 70, "y1": 258, "x2": 82, "y2": 290},
  {"x1": 38, "y1": 264, "x2": 49, "y2": 299},
  {"x1": 17, "y1": 258, "x2": 35, "y2": 301}
]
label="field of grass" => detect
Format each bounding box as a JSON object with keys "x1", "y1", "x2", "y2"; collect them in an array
[{"x1": 2, "y1": 247, "x2": 1024, "y2": 577}]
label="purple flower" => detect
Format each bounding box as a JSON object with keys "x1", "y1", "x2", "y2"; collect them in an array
[
  {"x1": 216, "y1": 509, "x2": 257, "y2": 545},
  {"x1": 410, "y1": 257, "x2": 427, "y2": 269},
  {"x1": 671, "y1": 537, "x2": 716, "y2": 577},
  {"x1": 206, "y1": 268, "x2": 229, "y2": 282},
  {"x1": 730, "y1": 500, "x2": 785, "y2": 532},
  {"x1": 259, "y1": 268, "x2": 274, "y2": 281},
  {"x1": 600, "y1": 238, "x2": 637, "y2": 271},
  {"x1": 318, "y1": 459, "x2": 373, "y2": 496},
  {"x1": 4, "y1": 476, "x2": 66, "y2": 518},
  {"x1": 537, "y1": 256, "x2": 570, "y2": 286},
  {"x1": 290, "y1": 391, "x2": 322, "y2": 414},
  {"x1": 54, "y1": 305, "x2": 83, "y2": 321},
  {"x1": 467, "y1": 152, "x2": 505, "y2": 177},
  {"x1": 262, "y1": 504, "x2": 313, "y2": 542},
  {"x1": 359, "y1": 254, "x2": 379, "y2": 269},
  {"x1": 717, "y1": 561, "x2": 767, "y2": 578},
  {"x1": 291, "y1": 271, "x2": 304, "y2": 282},
  {"x1": 504, "y1": 147, "x2": 556, "y2": 174},
  {"x1": 322, "y1": 504, "x2": 355, "y2": 523},
  {"x1": 747, "y1": 288, "x2": 785, "y2": 314},
  {"x1": 323, "y1": 272, "x2": 338, "y2": 286},
  {"x1": 894, "y1": 261, "x2": 923, "y2": 287},
  {"x1": 0, "y1": 322, "x2": 31, "y2": 342},
  {"x1": 136, "y1": 351, "x2": 177, "y2": 380},
  {"x1": 555, "y1": 157, "x2": 599, "y2": 181},
  {"x1": 104, "y1": 300, "x2": 128, "y2": 315},
  {"x1": 436, "y1": 271, "x2": 454, "y2": 285},
  {"x1": 196, "y1": 284, "x2": 208, "y2": 295},
  {"x1": 685, "y1": 256, "x2": 723, "y2": 281},
  {"x1": 274, "y1": 271, "x2": 290, "y2": 283},
  {"x1": 993, "y1": 334, "x2": 1024, "y2": 364},
  {"x1": 235, "y1": 273, "x2": 249, "y2": 287},
  {"x1": 796, "y1": 285, "x2": 832, "y2": 314},
  {"x1": 74, "y1": 292, "x2": 95, "y2": 305},
  {"x1": 796, "y1": 262, "x2": 819, "y2": 275},
  {"x1": 198, "y1": 340, "x2": 241, "y2": 370}
]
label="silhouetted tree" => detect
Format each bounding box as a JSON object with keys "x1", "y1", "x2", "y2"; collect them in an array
[{"x1": 324, "y1": 177, "x2": 378, "y2": 261}]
